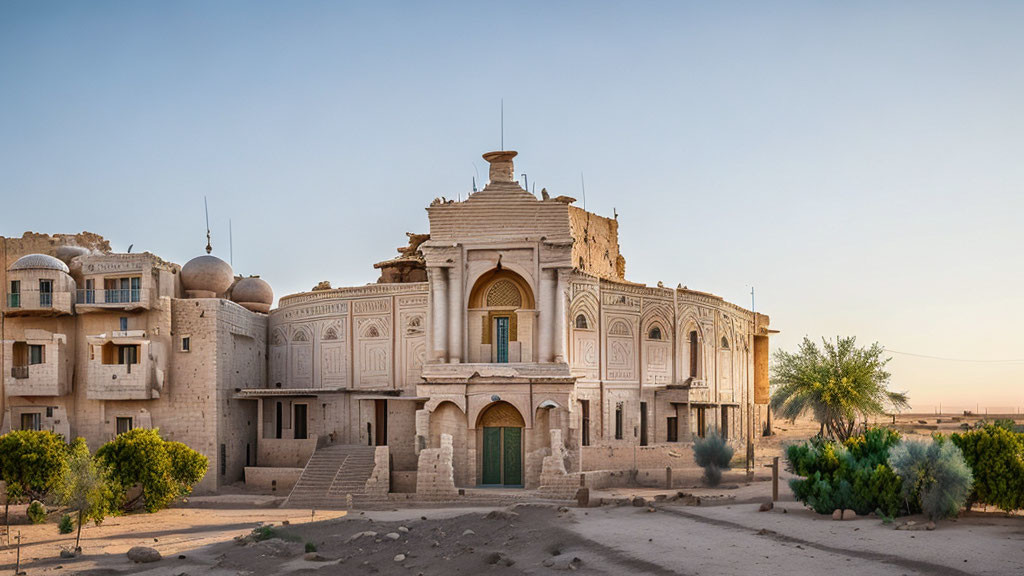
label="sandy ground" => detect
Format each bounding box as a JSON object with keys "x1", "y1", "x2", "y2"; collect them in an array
[{"x1": 1, "y1": 416, "x2": 1021, "y2": 575}]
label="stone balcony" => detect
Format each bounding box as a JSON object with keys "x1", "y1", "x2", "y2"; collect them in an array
[
  {"x1": 421, "y1": 362, "x2": 574, "y2": 385},
  {"x1": 86, "y1": 359, "x2": 159, "y2": 400},
  {"x1": 4, "y1": 361, "x2": 70, "y2": 397},
  {"x1": 75, "y1": 288, "x2": 151, "y2": 313},
  {"x1": 3, "y1": 290, "x2": 74, "y2": 317}
]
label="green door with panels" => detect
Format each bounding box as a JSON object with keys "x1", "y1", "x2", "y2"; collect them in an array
[{"x1": 482, "y1": 426, "x2": 522, "y2": 486}]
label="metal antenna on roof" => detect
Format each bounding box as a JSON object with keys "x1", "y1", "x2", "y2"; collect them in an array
[
  {"x1": 204, "y1": 197, "x2": 212, "y2": 254},
  {"x1": 581, "y1": 172, "x2": 587, "y2": 211}
]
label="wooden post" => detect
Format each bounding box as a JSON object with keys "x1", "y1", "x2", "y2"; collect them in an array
[
  {"x1": 771, "y1": 457, "x2": 779, "y2": 502},
  {"x1": 16, "y1": 530, "x2": 22, "y2": 575}
]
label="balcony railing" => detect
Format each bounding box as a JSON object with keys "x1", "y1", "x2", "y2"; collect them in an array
[
  {"x1": 11, "y1": 365, "x2": 29, "y2": 379},
  {"x1": 40, "y1": 292, "x2": 52, "y2": 307},
  {"x1": 76, "y1": 289, "x2": 145, "y2": 306},
  {"x1": 7, "y1": 294, "x2": 20, "y2": 308}
]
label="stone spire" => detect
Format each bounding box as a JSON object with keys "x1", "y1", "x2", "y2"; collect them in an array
[{"x1": 482, "y1": 151, "x2": 517, "y2": 184}]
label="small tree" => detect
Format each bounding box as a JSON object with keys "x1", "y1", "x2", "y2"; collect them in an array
[
  {"x1": 55, "y1": 438, "x2": 113, "y2": 550},
  {"x1": 771, "y1": 336, "x2": 909, "y2": 441},
  {"x1": 693, "y1": 431, "x2": 734, "y2": 487},
  {"x1": 96, "y1": 429, "x2": 208, "y2": 512},
  {"x1": 889, "y1": 438, "x2": 973, "y2": 521},
  {"x1": 0, "y1": 430, "x2": 70, "y2": 501}
]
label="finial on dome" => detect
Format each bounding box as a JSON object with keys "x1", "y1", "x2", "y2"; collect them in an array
[{"x1": 482, "y1": 150, "x2": 517, "y2": 184}]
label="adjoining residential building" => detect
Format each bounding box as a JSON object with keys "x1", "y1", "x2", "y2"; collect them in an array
[{"x1": 1, "y1": 150, "x2": 773, "y2": 501}]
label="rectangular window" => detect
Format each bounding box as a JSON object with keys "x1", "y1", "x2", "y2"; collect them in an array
[
  {"x1": 615, "y1": 403, "x2": 624, "y2": 440},
  {"x1": 84, "y1": 279, "x2": 95, "y2": 303},
  {"x1": 294, "y1": 404, "x2": 308, "y2": 440},
  {"x1": 116, "y1": 417, "x2": 133, "y2": 435},
  {"x1": 689, "y1": 331, "x2": 699, "y2": 378},
  {"x1": 580, "y1": 400, "x2": 591, "y2": 447},
  {"x1": 130, "y1": 277, "x2": 141, "y2": 302},
  {"x1": 181, "y1": 337, "x2": 191, "y2": 352},
  {"x1": 8, "y1": 280, "x2": 20, "y2": 308},
  {"x1": 28, "y1": 344, "x2": 44, "y2": 365},
  {"x1": 721, "y1": 406, "x2": 730, "y2": 438},
  {"x1": 495, "y1": 316, "x2": 510, "y2": 363},
  {"x1": 640, "y1": 402, "x2": 649, "y2": 446},
  {"x1": 667, "y1": 416, "x2": 679, "y2": 442},
  {"x1": 696, "y1": 407, "x2": 707, "y2": 438},
  {"x1": 38, "y1": 280, "x2": 52, "y2": 307},
  {"x1": 46, "y1": 407, "x2": 53, "y2": 418},
  {"x1": 220, "y1": 444, "x2": 226, "y2": 476},
  {"x1": 21, "y1": 413, "x2": 41, "y2": 431},
  {"x1": 117, "y1": 345, "x2": 139, "y2": 365},
  {"x1": 119, "y1": 317, "x2": 128, "y2": 331},
  {"x1": 275, "y1": 402, "x2": 283, "y2": 439}
]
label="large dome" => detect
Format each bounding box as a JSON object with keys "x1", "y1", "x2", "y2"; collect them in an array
[
  {"x1": 180, "y1": 255, "x2": 234, "y2": 296},
  {"x1": 231, "y1": 276, "x2": 273, "y2": 313},
  {"x1": 10, "y1": 253, "x2": 70, "y2": 274}
]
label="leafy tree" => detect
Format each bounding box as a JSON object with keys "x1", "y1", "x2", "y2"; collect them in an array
[
  {"x1": 96, "y1": 429, "x2": 208, "y2": 512},
  {"x1": 771, "y1": 336, "x2": 909, "y2": 441},
  {"x1": 889, "y1": 438, "x2": 973, "y2": 521},
  {"x1": 693, "y1": 430, "x2": 734, "y2": 487},
  {"x1": 951, "y1": 424, "x2": 1024, "y2": 512},
  {"x1": 0, "y1": 430, "x2": 70, "y2": 500},
  {"x1": 787, "y1": 427, "x2": 907, "y2": 517},
  {"x1": 55, "y1": 438, "x2": 113, "y2": 550},
  {"x1": 26, "y1": 500, "x2": 47, "y2": 524}
]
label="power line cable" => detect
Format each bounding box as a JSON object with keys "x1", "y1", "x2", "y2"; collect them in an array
[{"x1": 883, "y1": 348, "x2": 1024, "y2": 364}]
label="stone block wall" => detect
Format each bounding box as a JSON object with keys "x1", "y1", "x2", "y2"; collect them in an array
[{"x1": 415, "y1": 432, "x2": 458, "y2": 501}]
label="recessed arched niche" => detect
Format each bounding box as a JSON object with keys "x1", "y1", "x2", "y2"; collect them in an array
[{"x1": 467, "y1": 269, "x2": 536, "y2": 363}]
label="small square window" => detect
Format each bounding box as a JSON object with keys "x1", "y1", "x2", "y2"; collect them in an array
[
  {"x1": 119, "y1": 317, "x2": 128, "y2": 331},
  {"x1": 181, "y1": 336, "x2": 191, "y2": 352},
  {"x1": 116, "y1": 417, "x2": 133, "y2": 435}
]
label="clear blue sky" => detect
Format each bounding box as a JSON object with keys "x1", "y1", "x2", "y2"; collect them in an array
[{"x1": 2, "y1": 1, "x2": 1023, "y2": 411}]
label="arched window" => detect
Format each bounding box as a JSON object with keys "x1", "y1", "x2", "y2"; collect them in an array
[
  {"x1": 648, "y1": 326, "x2": 662, "y2": 340},
  {"x1": 575, "y1": 314, "x2": 589, "y2": 330},
  {"x1": 486, "y1": 279, "x2": 522, "y2": 308},
  {"x1": 721, "y1": 336, "x2": 729, "y2": 349},
  {"x1": 689, "y1": 330, "x2": 699, "y2": 378},
  {"x1": 323, "y1": 326, "x2": 339, "y2": 341}
]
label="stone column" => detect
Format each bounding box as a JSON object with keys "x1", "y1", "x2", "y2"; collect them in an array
[
  {"x1": 538, "y1": 269, "x2": 554, "y2": 363},
  {"x1": 553, "y1": 269, "x2": 568, "y2": 363},
  {"x1": 430, "y1": 267, "x2": 448, "y2": 362},
  {"x1": 448, "y1": 260, "x2": 462, "y2": 363}
]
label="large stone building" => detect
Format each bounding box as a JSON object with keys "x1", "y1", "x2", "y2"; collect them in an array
[{"x1": 1, "y1": 150, "x2": 773, "y2": 500}]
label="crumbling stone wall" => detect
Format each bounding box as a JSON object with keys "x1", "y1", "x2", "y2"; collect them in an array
[
  {"x1": 568, "y1": 206, "x2": 625, "y2": 281},
  {"x1": 415, "y1": 432, "x2": 458, "y2": 501}
]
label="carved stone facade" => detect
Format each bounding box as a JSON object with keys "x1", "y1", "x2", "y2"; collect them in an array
[{"x1": 1, "y1": 148, "x2": 773, "y2": 497}]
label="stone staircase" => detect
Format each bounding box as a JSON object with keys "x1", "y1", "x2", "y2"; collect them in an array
[{"x1": 285, "y1": 444, "x2": 384, "y2": 509}]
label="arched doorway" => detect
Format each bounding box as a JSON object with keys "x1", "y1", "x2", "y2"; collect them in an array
[
  {"x1": 468, "y1": 269, "x2": 535, "y2": 363},
  {"x1": 477, "y1": 401, "x2": 525, "y2": 486}
]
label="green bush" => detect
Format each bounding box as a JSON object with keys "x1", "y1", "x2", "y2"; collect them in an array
[
  {"x1": 693, "y1": 431, "x2": 734, "y2": 487},
  {"x1": 889, "y1": 438, "x2": 973, "y2": 520},
  {"x1": 951, "y1": 424, "x2": 1024, "y2": 512},
  {"x1": 786, "y1": 427, "x2": 908, "y2": 517},
  {"x1": 0, "y1": 430, "x2": 71, "y2": 501},
  {"x1": 305, "y1": 541, "x2": 317, "y2": 553},
  {"x1": 27, "y1": 500, "x2": 47, "y2": 524},
  {"x1": 96, "y1": 429, "x2": 208, "y2": 513},
  {"x1": 59, "y1": 514, "x2": 74, "y2": 534}
]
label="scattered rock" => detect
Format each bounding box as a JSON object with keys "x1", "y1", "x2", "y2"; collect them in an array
[
  {"x1": 347, "y1": 531, "x2": 377, "y2": 543},
  {"x1": 178, "y1": 555, "x2": 186, "y2": 560},
  {"x1": 282, "y1": 520, "x2": 290, "y2": 526},
  {"x1": 926, "y1": 522, "x2": 936, "y2": 531},
  {"x1": 485, "y1": 509, "x2": 519, "y2": 521},
  {"x1": 558, "y1": 506, "x2": 570, "y2": 513},
  {"x1": 486, "y1": 551, "x2": 516, "y2": 566},
  {"x1": 543, "y1": 555, "x2": 583, "y2": 570},
  {"x1": 462, "y1": 529, "x2": 476, "y2": 536},
  {"x1": 398, "y1": 526, "x2": 410, "y2": 533},
  {"x1": 832, "y1": 509, "x2": 842, "y2": 520},
  {"x1": 646, "y1": 507, "x2": 656, "y2": 513},
  {"x1": 59, "y1": 549, "x2": 77, "y2": 559},
  {"x1": 759, "y1": 502, "x2": 774, "y2": 512},
  {"x1": 304, "y1": 552, "x2": 327, "y2": 562},
  {"x1": 842, "y1": 509, "x2": 857, "y2": 520},
  {"x1": 394, "y1": 554, "x2": 406, "y2": 562},
  {"x1": 385, "y1": 532, "x2": 401, "y2": 540},
  {"x1": 632, "y1": 497, "x2": 647, "y2": 507},
  {"x1": 127, "y1": 546, "x2": 162, "y2": 563}
]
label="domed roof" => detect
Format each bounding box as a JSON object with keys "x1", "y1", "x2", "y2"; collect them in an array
[
  {"x1": 231, "y1": 277, "x2": 273, "y2": 306},
  {"x1": 10, "y1": 253, "x2": 70, "y2": 274},
  {"x1": 180, "y1": 255, "x2": 234, "y2": 295}
]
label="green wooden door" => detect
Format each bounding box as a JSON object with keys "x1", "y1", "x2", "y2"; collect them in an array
[
  {"x1": 482, "y1": 427, "x2": 502, "y2": 485},
  {"x1": 502, "y1": 427, "x2": 522, "y2": 486}
]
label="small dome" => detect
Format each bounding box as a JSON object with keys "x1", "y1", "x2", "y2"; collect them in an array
[
  {"x1": 180, "y1": 255, "x2": 234, "y2": 295},
  {"x1": 10, "y1": 253, "x2": 69, "y2": 274},
  {"x1": 231, "y1": 277, "x2": 273, "y2": 307}
]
